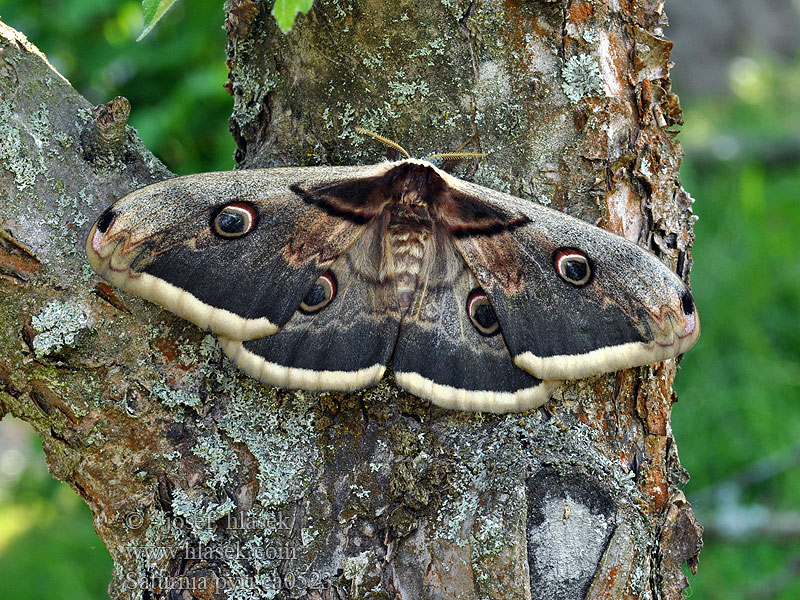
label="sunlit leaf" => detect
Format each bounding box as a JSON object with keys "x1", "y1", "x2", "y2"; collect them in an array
[
  {"x1": 272, "y1": 0, "x2": 314, "y2": 32},
  {"x1": 137, "y1": 0, "x2": 181, "y2": 41}
]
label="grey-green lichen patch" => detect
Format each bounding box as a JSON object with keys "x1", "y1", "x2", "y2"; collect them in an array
[
  {"x1": 220, "y1": 384, "x2": 320, "y2": 507},
  {"x1": 84, "y1": 424, "x2": 109, "y2": 446},
  {"x1": 434, "y1": 417, "x2": 505, "y2": 545},
  {"x1": 361, "y1": 50, "x2": 385, "y2": 70},
  {"x1": 342, "y1": 550, "x2": 382, "y2": 597},
  {"x1": 30, "y1": 103, "x2": 54, "y2": 153},
  {"x1": 221, "y1": 559, "x2": 279, "y2": 600},
  {"x1": 430, "y1": 407, "x2": 647, "y2": 589},
  {"x1": 328, "y1": 0, "x2": 353, "y2": 20},
  {"x1": 408, "y1": 35, "x2": 449, "y2": 66},
  {"x1": 230, "y1": 36, "x2": 279, "y2": 127},
  {"x1": 42, "y1": 182, "x2": 95, "y2": 263},
  {"x1": 193, "y1": 431, "x2": 240, "y2": 489},
  {"x1": 171, "y1": 487, "x2": 236, "y2": 545},
  {"x1": 438, "y1": 0, "x2": 476, "y2": 18},
  {"x1": 126, "y1": 510, "x2": 180, "y2": 584},
  {"x1": 301, "y1": 522, "x2": 320, "y2": 547},
  {"x1": 31, "y1": 300, "x2": 89, "y2": 357},
  {"x1": 143, "y1": 508, "x2": 184, "y2": 551},
  {"x1": 0, "y1": 93, "x2": 121, "y2": 276},
  {"x1": 387, "y1": 75, "x2": 431, "y2": 106},
  {"x1": 189, "y1": 336, "x2": 238, "y2": 382},
  {"x1": 0, "y1": 100, "x2": 46, "y2": 190},
  {"x1": 176, "y1": 334, "x2": 225, "y2": 373},
  {"x1": 561, "y1": 54, "x2": 604, "y2": 104},
  {"x1": 152, "y1": 382, "x2": 202, "y2": 409},
  {"x1": 471, "y1": 498, "x2": 514, "y2": 559}
]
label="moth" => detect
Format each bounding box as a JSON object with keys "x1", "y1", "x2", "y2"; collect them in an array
[{"x1": 86, "y1": 153, "x2": 699, "y2": 413}]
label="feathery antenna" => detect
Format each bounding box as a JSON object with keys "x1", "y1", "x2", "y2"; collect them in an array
[
  {"x1": 354, "y1": 127, "x2": 411, "y2": 159},
  {"x1": 426, "y1": 151, "x2": 488, "y2": 161},
  {"x1": 354, "y1": 127, "x2": 488, "y2": 162}
]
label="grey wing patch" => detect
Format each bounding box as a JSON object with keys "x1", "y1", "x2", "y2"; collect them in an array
[
  {"x1": 220, "y1": 224, "x2": 402, "y2": 391},
  {"x1": 446, "y1": 179, "x2": 699, "y2": 381},
  {"x1": 86, "y1": 166, "x2": 390, "y2": 340},
  {"x1": 392, "y1": 234, "x2": 559, "y2": 413}
]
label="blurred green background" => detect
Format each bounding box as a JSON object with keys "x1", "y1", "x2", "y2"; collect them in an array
[
  {"x1": 0, "y1": 0, "x2": 235, "y2": 175},
  {"x1": 0, "y1": 1, "x2": 799, "y2": 598}
]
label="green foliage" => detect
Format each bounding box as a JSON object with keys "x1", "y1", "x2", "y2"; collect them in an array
[
  {"x1": 675, "y1": 159, "x2": 800, "y2": 489},
  {"x1": 0, "y1": 0, "x2": 234, "y2": 175},
  {"x1": 272, "y1": 0, "x2": 314, "y2": 32},
  {"x1": 674, "y1": 158, "x2": 800, "y2": 600},
  {"x1": 672, "y1": 55, "x2": 800, "y2": 600},
  {"x1": 137, "y1": 0, "x2": 314, "y2": 38},
  {"x1": 683, "y1": 541, "x2": 800, "y2": 600},
  {"x1": 138, "y1": 0, "x2": 180, "y2": 40},
  {"x1": 0, "y1": 420, "x2": 113, "y2": 600}
]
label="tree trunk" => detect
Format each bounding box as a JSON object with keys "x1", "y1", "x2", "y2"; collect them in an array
[{"x1": 0, "y1": 1, "x2": 702, "y2": 598}]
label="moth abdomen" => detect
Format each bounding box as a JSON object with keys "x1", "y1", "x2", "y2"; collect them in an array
[
  {"x1": 385, "y1": 227, "x2": 430, "y2": 310},
  {"x1": 383, "y1": 200, "x2": 435, "y2": 310}
]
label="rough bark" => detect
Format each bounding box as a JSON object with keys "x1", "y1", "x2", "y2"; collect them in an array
[{"x1": 0, "y1": 1, "x2": 702, "y2": 599}]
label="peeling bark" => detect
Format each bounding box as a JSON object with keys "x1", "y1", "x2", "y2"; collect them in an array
[{"x1": 0, "y1": 1, "x2": 702, "y2": 599}]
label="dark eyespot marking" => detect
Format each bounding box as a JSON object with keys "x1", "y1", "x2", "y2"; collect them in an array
[
  {"x1": 554, "y1": 248, "x2": 593, "y2": 287},
  {"x1": 467, "y1": 288, "x2": 501, "y2": 336},
  {"x1": 680, "y1": 289, "x2": 695, "y2": 315},
  {"x1": 300, "y1": 271, "x2": 337, "y2": 314},
  {"x1": 97, "y1": 207, "x2": 116, "y2": 234},
  {"x1": 212, "y1": 202, "x2": 258, "y2": 238}
]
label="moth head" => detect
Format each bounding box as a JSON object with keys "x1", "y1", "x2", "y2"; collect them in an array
[
  {"x1": 300, "y1": 271, "x2": 337, "y2": 314},
  {"x1": 553, "y1": 248, "x2": 593, "y2": 287},
  {"x1": 467, "y1": 288, "x2": 501, "y2": 336},
  {"x1": 212, "y1": 202, "x2": 258, "y2": 238}
]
